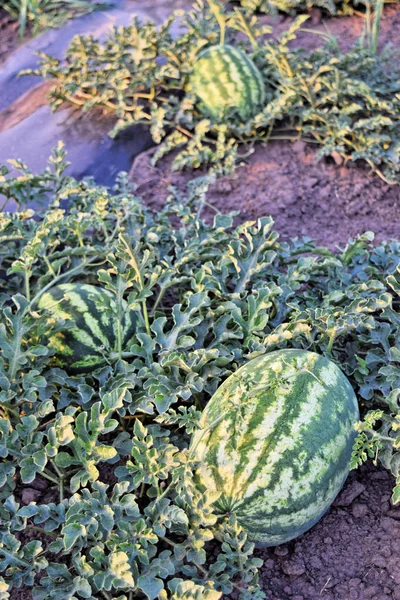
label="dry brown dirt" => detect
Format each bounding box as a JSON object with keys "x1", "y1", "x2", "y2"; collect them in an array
[
  {"x1": 257, "y1": 464, "x2": 400, "y2": 600},
  {"x1": 130, "y1": 141, "x2": 400, "y2": 249},
  {"x1": 0, "y1": 10, "x2": 28, "y2": 66}
]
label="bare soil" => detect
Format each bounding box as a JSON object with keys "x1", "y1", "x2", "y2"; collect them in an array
[
  {"x1": 257, "y1": 464, "x2": 400, "y2": 600},
  {"x1": 130, "y1": 141, "x2": 400, "y2": 248},
  {"x1": 0, "y1": 10, "x2": 28, "y2": 66}
]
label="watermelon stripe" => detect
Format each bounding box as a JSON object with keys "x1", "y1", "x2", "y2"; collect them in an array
[
  {"x1": 82, "y1": 313, "x2": 110, "y2": 348},
  {"x1": 190, "y1": 349, "x2": 359, "y2": 546},
  {"x1": 188, "y1": 44, "x2": 265, "y2": 121},
  {"x1": 64, "y1": 287, "x2": 115, "y2": 347},
  {"x1": 223, "y1": 46, "x2": 257, "y2": 114},
  {"x1": 217, "y1": 48, "x2": 247, "y2": 104},
  {"x1": 209, "y1": 51, "x2": 232, "y2": 103},
  {"x1": 223, "y1": 44, "x2": 265, "y2": 114},
  {"x1": 39, "y1": 283, "x2": 136, "y2": 373}
]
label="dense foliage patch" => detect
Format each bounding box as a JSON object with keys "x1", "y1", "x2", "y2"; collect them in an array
[
  {"x1": 1, "y1": 145, "x2": 400, "y2": 598},
  {"x1": 25, "y1": 0, "x2": 400, "y2": 183},
  {"x1": 2, "y1": 0, "x2": 104, "y2": 37},
  {"x1": 234, "y1": 0, "x2": 395, "y2": 16}
]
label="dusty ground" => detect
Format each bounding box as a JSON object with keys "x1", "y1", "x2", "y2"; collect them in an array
[
  {"x1": 257, "y1": 464, "x2": 400, "y2": 600},
  {"x1": 0, "y1": 10, "x2": 21, "y2": 65},
  {"x1": 130, "y1": 141, "x2": 400, "y2": 249}
]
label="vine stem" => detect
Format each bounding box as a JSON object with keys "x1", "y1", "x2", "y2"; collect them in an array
[
  {"x1": 367, "y1": 430, "x2": 398, "y2": 445},
  {"x1": 25, "y1": 525, "x2": 58, "y2": 539},
  {"x1": 40, "y1": 469, "x2": 60, "y2": 486},
  {"x1": 150, "y1": 286, "x2": 167, "y2": 316},
  {"x1": 0, "y1": 402, "x2": 20, "y2": 419},
  {"x1": 232, "y1": 9, "x2": 259, "y2": 51},
  {"x1": 50, "y1": 459, "x2": 65, "y2": 502},
  {"x1": 29, "y1": 257, "x2": 97, "y2": 310},
  {"x1": 0, "y1": 196, "x2": 11, "y2": 212},
  {"x1": 119, "y1": 236, "x2": 151, "y2": 337},
  {"x1": 109, "y1": 350, "x2": 137, "y2": 361},
  {"x1": 24, "y1": 269, "x2": 31, "y2": 302},
  {"x1": 116, "y1": 275, "x2": 125, "y2": 360},
  {"x1": 326, "y1": 329, "x2": 336, "y2": 354},
  {"x1": 0, "y1": 547, "x2": 33, "y2": 569},
  {"x1": 8, "y1": 312, "x2": 24, "y2": 382},
  {"x1": 156, "y1": 480, "x2": 174, "y2": 502}
]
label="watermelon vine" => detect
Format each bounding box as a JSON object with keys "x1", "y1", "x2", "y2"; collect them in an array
[
  {"x1": 0, "y1": 144, "x2": 400, "y2": 598},
  {"x1": 23, "y1": 0, "x2": 400, "y2": 183},
  {"x1": 234, "y1": 0, "x2": 396, "y2": 17}
]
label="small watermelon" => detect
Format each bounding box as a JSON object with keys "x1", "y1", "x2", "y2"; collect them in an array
[
  {"x1": 38, "y1": 283, "x2": 136, "y2": 373},
  {"x1": 187, "y1": 44, "x2": 265, "y2": 121},
  {"x1": 190, "y1": 349, "x2": 359, "y2": 546}
]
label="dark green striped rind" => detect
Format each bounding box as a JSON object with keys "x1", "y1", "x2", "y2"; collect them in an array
[
  {"x1": 38, "y1": 283, "x2": 136, "y2": 373},
  {"x1": 190, "y1": 349, "x2": 359, "y2": 546},
  {"x1": 188, "y1": 44, "x2": 266, "y2": 121}
]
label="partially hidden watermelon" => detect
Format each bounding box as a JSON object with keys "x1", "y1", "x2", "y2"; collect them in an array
[
  {"x1": 187, "y1": 44, "x2": 265, "y2": 121},
  {"x1": 38, "y1": 283, "x2": 136, "y2": 373},
  {"x1": 189, "y1": 349, "x2": 359, "y2": 546}
]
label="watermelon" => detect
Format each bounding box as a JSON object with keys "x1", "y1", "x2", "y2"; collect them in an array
[
  {"x1": 189, "y1": 349, "x2": 359, "y2": 546},
  {"x1": 38, "y1": 283, "x2": 136, "y2": 373},
  {"x1": 187, "y1": 44, "x2": 265, "y2": 121}
]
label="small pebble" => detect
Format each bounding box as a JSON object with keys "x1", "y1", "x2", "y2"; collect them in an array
[
  {"x1": 21, "y1": 487, "x2": 42, "y2": 504},
  {"x1": 381, "y1": 516, "x2": 400, "y2": 534},
  {"x1": 334, "y1": 481, "x2": 366, "y2": 507},
  {"x1": 292, "y1": 140, "x2": 306, "y2": 155},
  {"x1": 282, "y1": 559, "x2": 306, "y2": 577},
  {"x1": 331, "y1": 151, "x2": 343, "y2": 166},
  {"x1": 352, "y1": 503, "x2": 368, "y2": 518},
  {"x1": 275, "y1": 546, "x2": 289, "y2": 556},
  {"x1": 310, "y1": 7, "x2": 322, "y2": 24},
  {"x1": 30, "y1": 476, "x2": 49, "y2": 491}
]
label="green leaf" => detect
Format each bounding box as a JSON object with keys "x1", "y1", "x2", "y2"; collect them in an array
[
  {"x1": 109, "y1": 551, "x2": 135, "y2": 588},
  {"x1": 137, "y1": 574, "x2": 164, "y2": 600},
  {"x1": 62, "y1": 523, "x2": 86, "y2": 551},
  {"x1": 95, "y1": 445, "x2": 117, "y2": 460}
]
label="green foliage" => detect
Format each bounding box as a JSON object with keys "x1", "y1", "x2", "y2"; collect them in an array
[
  {"x1": 24, "y1": 0, "x2": 400, "y2": 183},
  {"x1": 1, "y1": 145, "x2": 400, "y2": 597},
  {"x1": 235, "y1": 0, "x2": 393, "y2": 17},
  {"x1": 236, "y1": 0, "x2": 340, "y2": 13},
  {"x1": 2, "y1": 0, "x2": 105, "y2": 38}
]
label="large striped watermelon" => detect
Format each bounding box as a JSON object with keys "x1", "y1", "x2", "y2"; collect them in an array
[
  {"x1": 38, "y1": 283, "x2": 136, "y2": 373},
  {"x1": 187, "y1": 44, "x2": 265, "y2": 121},
  {"x1": 190, "y1": 349, "x2": 359, "y2": 546}
]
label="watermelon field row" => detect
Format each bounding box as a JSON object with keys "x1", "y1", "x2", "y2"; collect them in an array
[
  {"x1": 236, "y1": 0, "x2": 394, "y2": 16},
  {"x1": 1, "y1": 0, "x2": 393, "y2": 44},
  {"x1": 0, "y1": 142, "x2": 400, "y2": 599},
  {"x1": 24, "y1": 0, "x2": 400, "y2": 183},
  {"x1": 1, "y1": 0, "x2": 400, "y2": 599}
]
